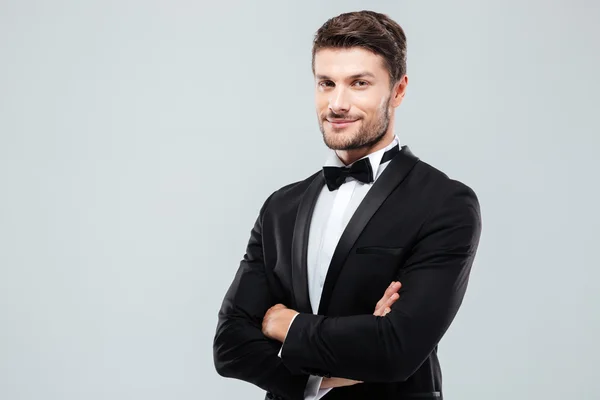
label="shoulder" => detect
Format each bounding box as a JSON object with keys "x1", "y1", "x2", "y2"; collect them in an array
[
  {"x1": 411, "y1": 158, "x2": 479, "y2": 204},
  {"x1": 258, "y1": 170, "x2": 322, "y2": 217},
  {"x1": 409, "y1": 158, "x2": 482, "y2": 245},
  {"x1": 273, "y1": 170, "x2": 322, "y2": 200},
  {"x1": 404, "y1": 157, "x2": 481, "y2": 233}
]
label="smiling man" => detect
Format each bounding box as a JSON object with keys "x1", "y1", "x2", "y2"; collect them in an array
[{"x1": 213, "y1": 10, "x2": 482, "y2": 400}]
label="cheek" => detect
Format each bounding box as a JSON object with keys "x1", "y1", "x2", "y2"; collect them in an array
[
  {"x1": 315, "y1": 96, "x2": 328, "y2": 112},
  {"x1": 363, "y1": 102, "x2": 386, "y2": 121},
  {"x1": 350, "y1": 95, "x2": 377, "y2": 115},
  {"x1": 358, "y1": 90, "x2": 388, "y2": 110}
]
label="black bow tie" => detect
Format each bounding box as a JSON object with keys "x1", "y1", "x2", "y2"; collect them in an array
[{"x1": 322, "y1": 144, "x2": 400, "y2": 191}]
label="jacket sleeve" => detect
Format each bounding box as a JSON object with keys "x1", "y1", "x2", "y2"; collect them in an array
[
  {"x1": 280, "y1": 183, "x2": 482, "y2": 382},
  {"x1": 213, "y1": 192, "x2": 310, "y2": 400}
]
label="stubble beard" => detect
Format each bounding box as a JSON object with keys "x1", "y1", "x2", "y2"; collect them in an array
[{"x1": 319, "y1": 96, "x2": 392, "y2": 151}]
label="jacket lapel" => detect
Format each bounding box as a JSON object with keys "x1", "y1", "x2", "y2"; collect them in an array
[
  {"x1": 317, "y1": 145, "x2": 420, "y2": 315},
  {"x1": 291, "y1": 172, "x2": 325, "y2": 314}
]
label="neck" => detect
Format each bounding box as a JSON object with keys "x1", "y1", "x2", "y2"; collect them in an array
[{"x1": 336, "y1": 131, "x2": 395, "y2": 165}]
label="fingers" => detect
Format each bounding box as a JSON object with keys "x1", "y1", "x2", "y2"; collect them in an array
[
  {"x1": 264, "y1": 304, "x2": 286, "y2": 322},
  {"x1": 382, "y1": 291, "x2": 400, "y2": 309},
  {"x1": 375, "y1": 302, "x2": 394, "y2": 317},
  {"x1": 374, "y1": 281, "x2": 402, "y2": 315},
  {"x1": 385, "y1": 281, "x2": 402, "y2": 298},
  {"x1": 375, "y1": 281, "x2": 401, "y2": 310},
  {"x1": 267, "y1": 304, "x2": 287, "y2": 314}
]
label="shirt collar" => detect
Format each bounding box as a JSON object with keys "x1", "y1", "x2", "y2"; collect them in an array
[{"x1": 324, "y1": 135, "x2": 400, "y2": 180}]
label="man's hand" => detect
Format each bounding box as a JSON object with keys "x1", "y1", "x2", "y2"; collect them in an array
[
  {"x1": 373, "y1": 281, "x2": 402, "y2": 316},
  {"x1": 320, "y1": 280, "x2": 402, "y2": 389},
  {"x1": 262, "y1": 304, "x2": 299, "y2": 343}
]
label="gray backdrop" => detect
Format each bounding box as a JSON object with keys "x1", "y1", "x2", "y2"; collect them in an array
[{"x1": 1, "y1": 0, "x2": 599, "y2": 399}]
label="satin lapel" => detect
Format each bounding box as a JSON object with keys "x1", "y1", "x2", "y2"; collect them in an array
[
  {"x1": 291, "y1": 172, "x2": 325, "y2": 314},
  {"x1": 317, "y1": 146, "x2": 420, "y2": 315}
]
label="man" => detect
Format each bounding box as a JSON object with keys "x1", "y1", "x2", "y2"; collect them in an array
[{"x1": 213, "y1": 10, "x2": 482, "y2": 400}]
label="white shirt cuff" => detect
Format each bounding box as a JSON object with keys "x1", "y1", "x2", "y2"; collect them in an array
[
  {"x1": 304, "y1": 376, "x2": 332, "y2": 400},
  {"x1": 275, "y1": 314, "x2": 332, "y2": 399},
  {"x1": 277, "y1": 313, "x2": 299, "y2": 358}
]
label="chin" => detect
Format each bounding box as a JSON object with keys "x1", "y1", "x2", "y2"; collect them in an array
[{"x1": 323, "y1": 130, "x2": 360, "y2": 150}]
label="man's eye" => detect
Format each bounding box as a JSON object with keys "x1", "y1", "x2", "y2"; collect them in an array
[
  {"x1": 354, "y1": 80, "x2": 369, "y2": 87},
  {"x1": 319, "y1": 81, "x2": 334, "y2": 87}
]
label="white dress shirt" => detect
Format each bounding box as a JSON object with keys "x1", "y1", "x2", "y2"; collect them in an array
[{"x1": 279, "y1": 135, "x2": 401, "y2": 400}]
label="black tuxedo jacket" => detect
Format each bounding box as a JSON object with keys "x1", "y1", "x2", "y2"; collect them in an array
[{"x1": 213, "y1": 146, "x2": 482, "y2": 400}]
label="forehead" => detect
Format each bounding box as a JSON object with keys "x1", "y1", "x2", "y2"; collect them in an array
[{"x1": 313, "y1": 47, "x2": 388, "y2": 79}]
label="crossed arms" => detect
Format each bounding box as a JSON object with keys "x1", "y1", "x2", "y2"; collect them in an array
[{"x1": 213, "y1": 185, "x2": 481, "y2": 400}]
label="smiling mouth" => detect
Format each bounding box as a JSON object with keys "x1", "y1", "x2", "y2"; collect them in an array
[{"x1": 327, "y1": 119, "x2": 358, "y2": 128}]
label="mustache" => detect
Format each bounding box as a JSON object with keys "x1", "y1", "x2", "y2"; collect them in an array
[{"x1": 324, "y1": 111, "x2": 360, "y2": 120}]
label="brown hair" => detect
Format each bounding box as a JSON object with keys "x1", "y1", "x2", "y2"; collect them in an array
[{"x1": 312, "y1": 10, "x2": 407, "y2": 86}]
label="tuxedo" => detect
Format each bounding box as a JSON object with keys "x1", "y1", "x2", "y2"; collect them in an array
[
  {"x1": 284, "y1": 136, "x2": 403, "y2": 400},
  {"x1": 213, "y1": 143, "x2": 482, "y2": 400}
]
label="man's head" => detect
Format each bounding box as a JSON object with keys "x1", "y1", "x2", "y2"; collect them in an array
[{"x1": 312, "y1": 10, "x2": 408, "y2": 158}]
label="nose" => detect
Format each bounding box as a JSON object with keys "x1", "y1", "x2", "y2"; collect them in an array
[{"x1": 329, "y1": 87, "x2": 350, "y2": 114}]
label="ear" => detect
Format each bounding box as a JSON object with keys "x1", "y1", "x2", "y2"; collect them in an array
[{"x1": 391, "y1": 75, "x2": 408, "y2": 108}]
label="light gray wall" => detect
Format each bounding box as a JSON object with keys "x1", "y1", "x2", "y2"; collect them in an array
[{"x1": 1, "y1": 1, "x2": 598, "y2": 399}]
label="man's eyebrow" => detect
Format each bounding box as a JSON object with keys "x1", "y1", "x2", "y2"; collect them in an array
[
  {"x1": 315, "y1": 72, "x2": 376, "y2": 80},
  {"x1": 348, "y1": 72, "x2": 376, "y2": 79}
]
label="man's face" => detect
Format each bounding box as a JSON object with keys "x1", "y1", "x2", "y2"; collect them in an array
[{"x1": 314, "y1": 47, "x2": 396, "y2": 151}]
